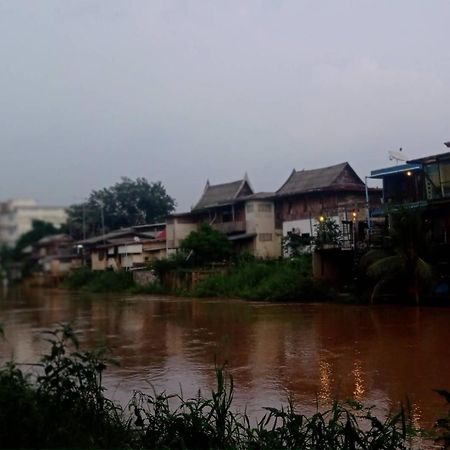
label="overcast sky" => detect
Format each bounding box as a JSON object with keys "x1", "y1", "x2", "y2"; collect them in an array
[{"x1": 1, "y1": 1, "x2": 450, "y2": 211}]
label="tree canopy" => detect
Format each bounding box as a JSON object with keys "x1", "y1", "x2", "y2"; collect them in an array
[
  {"x1": 15, "y1": 220, "x2": 60, "y2": 257},
  {"x1": 66, "y1": 177, "x2": 176, "y2": 239},
  {"x1": 180, "y1": 223, "x2": 232, "y2": 265}
]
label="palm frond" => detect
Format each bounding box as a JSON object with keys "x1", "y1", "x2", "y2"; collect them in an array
[
  {"x1": 415, "y1": 258, "x2": 433, "y2": 284},
  {"x1": 359, "y1": 249, "x2": 391, "y2": 272},
  {"x1": 367, "y1": 255, "x2": 404, "y2": 280}
]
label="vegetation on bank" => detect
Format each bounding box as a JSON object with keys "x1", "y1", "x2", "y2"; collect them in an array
[
  {"x1": 2, "y1": 323, "x2": 449, "y2": 449},
  {"x1": 191, "y1": 256, "x2": 332, "y2": 300},
  {"x1": 64, "y1": 252, "x2": 330, "y2": 301},
  {"x1": 65, "y1": 268, "x2": 136, "y2": 293}
]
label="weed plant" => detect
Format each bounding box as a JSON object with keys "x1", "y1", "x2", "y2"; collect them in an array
[
  {"x1": 65, "y1": 268, "x2": 134, "y2": 292},
  {"x1": 193, "y1": 256, "x2": 331, "y2": 301},
  {"x1": 0, "y1": 324, "x2": 129, "y2": 448}
]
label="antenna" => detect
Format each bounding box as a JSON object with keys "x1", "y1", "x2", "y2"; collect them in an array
[{"x1": 388, "y1": 147, "x2": 409, "y2": 164}]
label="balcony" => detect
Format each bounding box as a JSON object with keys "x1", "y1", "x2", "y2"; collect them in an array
[{"x1": 213, "y1": 221, "x2": 246, "y2": 234}]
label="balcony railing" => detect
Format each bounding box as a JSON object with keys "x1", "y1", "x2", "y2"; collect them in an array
[{"x1": 213, "y1": 221, "x2": 246, "y2": 234}]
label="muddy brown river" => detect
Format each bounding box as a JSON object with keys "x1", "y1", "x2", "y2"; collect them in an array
[{"x1": 1, "y1": 287, "x2": 449, "y2": 431}]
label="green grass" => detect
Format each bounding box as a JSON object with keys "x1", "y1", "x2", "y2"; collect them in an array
[
  {"x1": 193, "y1": 256, "x2": 332, "y2": 301},
  {"x1": 64, "y1": 258, "x2": 330, "y2": 301},
  {"x1": 1, "y1": 323, "x2": 439, "y2": 449},
  {"x1": 65, "y1": 268, "x2": 135, "y2": 293}
]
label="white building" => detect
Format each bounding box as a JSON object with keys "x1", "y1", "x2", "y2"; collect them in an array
[{"x1": 0, "y1": 199, "x2": 67, "y2": 248}]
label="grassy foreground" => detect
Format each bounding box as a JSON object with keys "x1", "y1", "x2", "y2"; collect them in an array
[{"x1": 1, "y1": 324, "x2": 450, "y2": 449}]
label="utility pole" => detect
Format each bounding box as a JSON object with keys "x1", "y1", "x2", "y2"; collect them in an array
[
  {"x1": 82, "y1": 203, "x2": 86, "y2": 240},
  {"x1": 100, "y1": 205, "x2": 106, "y2": 243}
]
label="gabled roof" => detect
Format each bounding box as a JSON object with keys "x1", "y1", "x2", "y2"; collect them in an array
[
  {"x1": 37, "y1": 234, "x2": 73, "y2": 245},
  {"x1": 276, "y1": 162, "x2": 364, "y2": 196},
  {"x1": 192, "y1": 176, "x2": 254, "y2": 211}
]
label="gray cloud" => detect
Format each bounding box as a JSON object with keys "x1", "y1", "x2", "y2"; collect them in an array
[{"x1": 1, "y1": 0, "x2": 450, "y2": 210}]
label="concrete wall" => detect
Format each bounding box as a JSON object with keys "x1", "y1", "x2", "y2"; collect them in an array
[
  {"x1": 245, "y1": 200, "x2": 281, "y2": 258},
  {"x1": 312, "y1": 249, "x2": 354, "y2": 285},
  {"x1": 0, "y1": 200, "x2": 67, "y2": 247},
  {"x1": 166, "y1": 218, "x2": 197, "y2": 250}
]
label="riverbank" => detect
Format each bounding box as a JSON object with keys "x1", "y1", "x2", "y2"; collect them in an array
[{"x1": 64, "y1": 256, "x2": 337, "y2": 301}]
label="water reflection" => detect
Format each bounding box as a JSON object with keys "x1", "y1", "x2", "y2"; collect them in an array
[{"x1": 0, "y1": 287, "x2": 449, "y2": 428}]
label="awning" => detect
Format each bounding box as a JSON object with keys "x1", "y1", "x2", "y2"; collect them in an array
[
  {"x1": 371, "y1": 200, "x2": 428, "y2": 216},
  {"x1": 370, "y1": 163, "x2": 422, "y2": 179}
]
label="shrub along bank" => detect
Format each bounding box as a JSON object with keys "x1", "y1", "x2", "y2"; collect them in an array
[
  {"x1": 65, "y1": 268, "x2": 135, "y2": 293},
  {"x1": 192, "y1": 256, "x2": 332, "y2": 300},
  {"x1": 1, "y1": 324, "x2": 447, "y2": 449},
  {"x1": 64, "y1": 256, "x2": 330, "y2": 301}
]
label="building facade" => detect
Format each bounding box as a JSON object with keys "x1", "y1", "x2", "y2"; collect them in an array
[
  {"x1": 0, "y1": 199, "x2": 67, "y2": 248},
  {"x1": 275, "y1": 162, "x2": 380, "y2": 249},
  {"x1": 370, "y1": 150, "x2": 450, "y2": 245},
  {"x1": 167, "y1": 176, "x2": 282, "y2": 258}
]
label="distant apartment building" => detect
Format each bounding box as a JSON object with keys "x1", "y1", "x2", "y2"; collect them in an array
[{"x1": 0, "y1": 199, "x2": 67, "y2": 248}]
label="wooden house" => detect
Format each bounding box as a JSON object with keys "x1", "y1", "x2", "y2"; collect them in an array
[
  {"x1": 276, "y1": 162, "x2": 380, "y2": 248},
  {"x1": 29, "y1": 234, "x2": 81, "y2": 280},
  {"x1": 166, "y1": 176, "x2": 282, "y2": 258},
  {"x1": 77, "y1": 223, "x2": 166, "y2": 271}
]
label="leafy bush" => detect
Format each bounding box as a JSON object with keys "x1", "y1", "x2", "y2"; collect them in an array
[
  {"x1": 150, "y1": 252, "x2": 191, "y2": 278},
  {"x1": 181, "y1": 223, "x2": 232, "y2": 265},
  {"x1": 65, "y1": 268, "x2": 134, "y2": 292},
  {"x1": 0, "y1": 324, "x2": 129, "y2": 448},
  {"x1": 193, "y1": 257, "x2": 330, "y2": 301},
  {"x1": 314, "y1": 217, "x2": 342, "y2": 249}
]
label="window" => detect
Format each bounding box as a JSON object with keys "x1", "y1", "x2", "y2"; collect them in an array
[
  {"x1": 222, "y1": 209, "x2": 232, "y2": 223},
  {"x1": 259, "y1": 233, "x2": 273, "y2": 242},
  {"x1": 257, "y1": 203, "x2": 272, "y2": 213}
]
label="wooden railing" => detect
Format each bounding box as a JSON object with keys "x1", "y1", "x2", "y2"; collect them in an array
[{"x1": 213, "y1": 221, "x2": 246, "y2": 234}]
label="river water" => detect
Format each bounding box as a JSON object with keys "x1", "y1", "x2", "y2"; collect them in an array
[{"x1": 0, "y1": 287, "x2": 449, "y2": 430}]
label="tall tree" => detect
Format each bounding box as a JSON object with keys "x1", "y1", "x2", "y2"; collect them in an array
[
  {"x1": 66, "y1": 177, "x2": 176, "y2": 239},
  {"x1": 14, "y1": 220, "x2": 60, "y2": 257},
  {"x1": 181, "y1": 223, "x2": 232, "y2": 265}
]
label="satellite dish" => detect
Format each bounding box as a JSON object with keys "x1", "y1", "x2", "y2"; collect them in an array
[
  {"x1": 444, "y1": 141, "x2": 450, "y2": 148},
  {"x1": 388, "y1": 148, "x2": 409, "y2": 164}
]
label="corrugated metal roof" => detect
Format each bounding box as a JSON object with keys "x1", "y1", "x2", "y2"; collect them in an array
[
  {"x1": 370, "y1": 163, "x2": 422, "y2": 178},
  {"x1": 408, "y1": 151, "x2": 450, "y2": 164},
  {"x1": 37, "y1": 234, "x2": 73, "y2": 245},
  {"x1": 276, "y1": 162, "x2": 364, "y2": 196}
]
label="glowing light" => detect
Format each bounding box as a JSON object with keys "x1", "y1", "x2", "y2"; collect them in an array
[
  {"x1": 406, "y1": 171, "x2": 412, "y2": 176},
  {"x1": 319, "y1": 216, "x2": 325, "y2": 222}
]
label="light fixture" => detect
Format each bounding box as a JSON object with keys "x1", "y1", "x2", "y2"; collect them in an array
[
  {"x1": 406, "y1": 171, "x2": 412, "y2": 176},
  {"x1": 319, "y1": 215, "x2": 325, "y2": 222}
]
